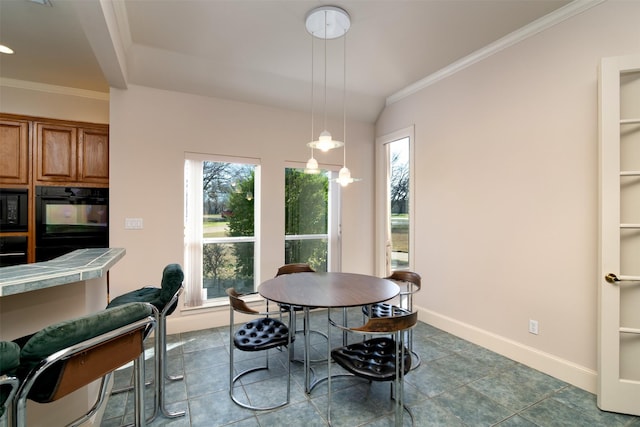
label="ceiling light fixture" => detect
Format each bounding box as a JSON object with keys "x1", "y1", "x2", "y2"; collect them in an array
[
  {"x1": 305, "y1": 6, "x2": 349, "y2": 159},
  {"x1": 304, "y1": 6, "x2": 358, "y2": 186},
  {"x1": 0, "y1": 44, "x2": 14, "y2": 55}
]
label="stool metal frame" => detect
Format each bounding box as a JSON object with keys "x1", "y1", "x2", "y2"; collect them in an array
[
  {"x1": 109, "y1": 267, "x2": 186, "y2": 423},
  {"x1": 0, "y1": 374, "x2": 19, "y2": 427}
]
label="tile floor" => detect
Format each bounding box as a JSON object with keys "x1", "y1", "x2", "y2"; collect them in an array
[{"x1": 101, "y1": 308, "x2": 640, "y2": 427}]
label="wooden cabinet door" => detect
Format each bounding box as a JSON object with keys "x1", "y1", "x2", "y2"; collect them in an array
[
  {"x1": 0, "y1": 118, "x2": 29, "y2": 185},
  {"x1": 35, "y1": 122, "x2": 77, "y2": 183},
  {"x1": 78, "y1": 127, "x2": 109, "y2": 184}
]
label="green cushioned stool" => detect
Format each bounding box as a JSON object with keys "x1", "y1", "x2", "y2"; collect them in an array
[
  {"x1": 107, "y1": 263, "x2": 185, "y2": 420},
  {"x1": 0, "y1": 341, "x2": 20, "y2": 427},
  {"x1": 12, "y1": 302, "x2": 155, "y2": 427}
]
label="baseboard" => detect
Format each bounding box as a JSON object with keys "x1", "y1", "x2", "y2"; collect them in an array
[{"x1": 415, "y1": 305, "x2": 597, "y2": 394}]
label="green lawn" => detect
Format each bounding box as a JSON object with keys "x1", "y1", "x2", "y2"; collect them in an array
[{"x1": 203, "y1": 215, "x2": 229, "y2": 238}]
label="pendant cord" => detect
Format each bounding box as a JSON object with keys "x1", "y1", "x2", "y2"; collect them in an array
[
  {"x1": 323, "y1": 10, "x2": 328, "y2": 133},
  {"x1": 310, "y1": 29, "x2": 315, "y2": 158},
  {"x1": 343, "y1": 29, "x2": 347, "y2": 166}
]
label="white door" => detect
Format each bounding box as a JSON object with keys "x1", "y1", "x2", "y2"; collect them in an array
[
  {"x1": 598, "y1": 53, "x2": 640, "y2": 416},
  {"x1": 375, "y1": 126, "x2": 414, "y2": 276}
]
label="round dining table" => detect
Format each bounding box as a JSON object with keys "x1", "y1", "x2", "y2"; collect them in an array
[{"x1": 259, "y1": 271, "x2": 399, "y2": 393}]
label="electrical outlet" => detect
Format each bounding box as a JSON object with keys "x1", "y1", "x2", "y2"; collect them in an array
[
  {"x1": 125, "y1": 218, "x2": 144, "y2": 230},
  {"x1": 529, "y1": 319, "x2": 539, "y2": 335}
]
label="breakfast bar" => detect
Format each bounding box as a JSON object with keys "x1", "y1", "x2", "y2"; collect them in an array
[{"x1": 0, "y1": 248, "x2": 125, "y2": 427}]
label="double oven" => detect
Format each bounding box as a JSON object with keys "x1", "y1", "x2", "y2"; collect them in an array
[
  {"x1": 0, "y1": 186, "x2": 109, "y2": 265},
  {"x1": 35, "y1": 186, "x2": 109, "y2": 261}
]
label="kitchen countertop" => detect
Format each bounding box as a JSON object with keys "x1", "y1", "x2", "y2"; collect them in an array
[{"x1": 0, "y1": 248, "x2": 125, "y2": 297}]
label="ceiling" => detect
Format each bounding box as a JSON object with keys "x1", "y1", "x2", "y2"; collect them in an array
[{"x1": 0, "y1": 0, "x2": 576, "y2": 123}]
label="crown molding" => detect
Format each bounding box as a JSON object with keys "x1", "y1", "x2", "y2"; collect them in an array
[
  {"x1": 0, "y1": 78, "x2": 110, "y2": 101},
  {"x1": 386, "y1": 0, "x2": 606, "y2": 106}
]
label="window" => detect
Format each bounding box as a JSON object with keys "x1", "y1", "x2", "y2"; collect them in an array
[
  {"x1": 184, "y1": 154, "x2": 258, "y2": 307},
  {"x1": 376, "y1": 127, "x2": 414, "y2": 275},
  {"x1": 285, "y1": 165, "x2": 341, "y2": 272}
]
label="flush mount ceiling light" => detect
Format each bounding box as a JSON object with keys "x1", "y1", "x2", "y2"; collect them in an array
[
  {"x1": 305, "y1": 6, "x2": 349, "y2": 161},
  {"x1": 0, "y1": 44, "x2": 14, "y2": 54}
]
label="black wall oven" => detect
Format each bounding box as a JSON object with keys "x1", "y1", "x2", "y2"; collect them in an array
[
  {"x1": 0, "y1": 188, "x2": 28, "y2": 232},
  {"x1": 0, "y1": 188, "x2": 29, "y2": 267},
  {"x1": 35, "y1": 186, "x2": 109, "y2": 262}
]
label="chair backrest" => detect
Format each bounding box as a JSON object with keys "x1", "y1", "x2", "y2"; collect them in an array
[
  {"x1": 276, "y1": 263, "x2": 315, "y2": 276},
  {"x1": 351, "y1": 310, "x2": 418, "y2": 335},
  {"x1": 17, "y1": 302, "x2": 154, "y2": 403},
  {"x1": 158, "y1": 263, "x2": 184, "y2": 306},
  {"x1": 226, "y1": 288, "x2": 259, "y2": 315},
  {"x1": 386, "y1": 270, "x2": 421, "y2": 293}
]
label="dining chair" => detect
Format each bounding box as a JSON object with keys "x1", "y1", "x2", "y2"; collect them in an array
[
  {"x1": 275, "y1": 264, "x2": 328, "y2": 361},
  {"x1": 11, "y1": 302, "x2": 155, "y2": 427},
  {"x1": 362, "y1": 270, "x2": 421, "y2": 368},
  {"x1": 0, "y1": 341, "x2": 20, "y2": 427},
  {"x1": 328, "y1": 308, "x2": 418, "y2": 427},
  {"x1": 226, "y1": 287, "x2": 294, "y2": 410},
  {"x1": 106, "y1": 263, "x2": 186, "y2": 420}
]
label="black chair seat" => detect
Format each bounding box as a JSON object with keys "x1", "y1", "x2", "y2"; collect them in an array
[
  {"x1": 227, "y1": 287, "x2": 294, "y2": 410},
  {"x1": 331, "y1": 337, "x2": 411, "y2": 382},
  {"x1": 279, "y1": 303, "x2": 317, "y2": 312},
  {"x1": 362, "y1": 303, "x2": 408, "y2": 318},
  {"x1": 234, "y1": 318, "x2": 293, "y2": 352}
]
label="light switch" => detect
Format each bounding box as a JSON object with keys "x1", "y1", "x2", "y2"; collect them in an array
[{"x1": 125, "y1": 218, "x2": 143, "y2": 229}]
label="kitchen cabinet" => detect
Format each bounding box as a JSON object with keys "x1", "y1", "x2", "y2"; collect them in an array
[
  {"x1": 78, "y1": 126, "x2": 109, "y2": 183},
  {"x1": 0, "y1": 118, "x2": 30, "y2": 185},
  {"x1": 35, "y1": 122, "x2": 109, "y2": 185},
  {"x1": 35, "y1": 122, "x2": 77, "y2": 183},
  {"x1": 0, "y1": 114, "x2": 108, "y2": 265}
]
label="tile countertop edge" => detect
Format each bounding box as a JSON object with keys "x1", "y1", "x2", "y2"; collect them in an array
[{"x1": 0, "y1": 248, "x2": 126, "y2": 297}]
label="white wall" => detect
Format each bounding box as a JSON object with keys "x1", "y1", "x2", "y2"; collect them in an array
[
  {"x1": 0, "y1": 85, "x2": 109, "y2": 123},
  {"x1": 376, "y1": 0, "x2": 640, "y2": 392},
  {"x1": 109, "y1": 84, "x2": 375, "y2": 332}
]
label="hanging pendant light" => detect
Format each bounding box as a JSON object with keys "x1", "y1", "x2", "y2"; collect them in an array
[
  {"x1": 335, "y1": 17, "x2": 359, "y2": 187},
  {"x1": 305, "y1": 7, "x2": 349, "y2": 154},
  {"x1": 305, "y1": 26, "x2": 320, "y2": 174}
]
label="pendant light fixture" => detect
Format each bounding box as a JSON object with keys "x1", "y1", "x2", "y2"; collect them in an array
[
  {"x1": 335, "y1": 26, "x2": 356, "y2": 187},
  {"x1": 305, "y1": 6, "x2": 353, "y2": 178}
]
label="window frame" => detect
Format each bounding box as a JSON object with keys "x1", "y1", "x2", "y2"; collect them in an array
[
  {"x1": 184, "y1": 152, "x2": 260, "y2": 308},
  {"x1": 284, "y1": 161, "x2": 341, "y2": 272}
]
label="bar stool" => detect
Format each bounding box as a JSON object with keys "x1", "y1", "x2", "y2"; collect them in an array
[
  {"x1": 0, "y1": 341, "x2": 20, "y2": 427},
  {"x1": 226, "y1": 287, "x2": 294, "y2": 410},
  {"x1": 362, "y1": 270, "x2": 422, "y2": 369},
  {"x1": 107, "y1": 263, "x2": 185, "y2": 420},
  {"x1": 12, "y1": 302, "x2": 155, "y2": 427}
]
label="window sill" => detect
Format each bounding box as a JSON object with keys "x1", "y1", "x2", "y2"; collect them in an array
[{"x1": 179, "y1": 293, "x2": 265, "y2": 315}]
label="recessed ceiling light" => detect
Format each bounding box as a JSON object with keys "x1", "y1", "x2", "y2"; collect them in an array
[
  {"x1": 0, "y1": 45, "x2": 14, "y2": 54},
  {"x1": 28, "y1": 0, "x2": 52, "y2": 6}
]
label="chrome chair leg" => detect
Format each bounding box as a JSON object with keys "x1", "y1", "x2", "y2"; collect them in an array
[{"x1": 157, "y1": 312, "x2": 185, "y2": 419}]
